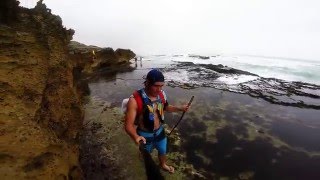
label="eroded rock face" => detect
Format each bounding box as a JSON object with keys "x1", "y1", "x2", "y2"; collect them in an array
[
  {"x1": 0, "y1": 1, "x2": 81, "y2": 179},
  {"x1": 0, "y1": 0, "x2": 20, "y2": 24},
  {"x1": 68, "y1": 41, "x2": 136, "y2": 74},
  {"x1": 115, "y1": 48, "x2": 136, "y2": 63},
  {"x1": 1, "y1": 1, "x2": 136, "y2": 178}
]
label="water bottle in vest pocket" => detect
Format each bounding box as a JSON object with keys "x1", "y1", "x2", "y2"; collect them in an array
[{"x1": 121, "y1": 98, "x2": 129, "y2": 114}]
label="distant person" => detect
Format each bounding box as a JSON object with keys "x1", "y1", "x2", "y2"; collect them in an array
[
  {"x1": 125, "y1": 69, "x2": 190, "y2": 173},
  {"x1": 92, "y1": 50, "x2": 96, "y2": 61},
  {"x1": 134, "y1": 57, "x2": 138, "y2": 68}
]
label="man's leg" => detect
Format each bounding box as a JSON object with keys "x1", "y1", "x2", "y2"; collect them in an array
[
  {"x1": 158, "y1": 154, "x2": 174, "y2": 173},
  {"x1": 156, "y1": 137, "x2": 174, "y2": 173}
]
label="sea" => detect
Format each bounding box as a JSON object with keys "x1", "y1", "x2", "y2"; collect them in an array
[
  {"x1": 86, "y1": 54, "x2": 320, "y2": 179},
  {"x1": 143, "y1": 54, "x2": 320, "y2": 85}
]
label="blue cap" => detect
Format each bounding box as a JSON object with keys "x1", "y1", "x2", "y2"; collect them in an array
[{"x1": 146, "y1": 69, "x2": 164, "y2": 84}]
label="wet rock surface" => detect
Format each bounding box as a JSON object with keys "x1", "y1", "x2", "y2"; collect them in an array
[
  {"x1": 164, "y1": 62, "x2": 320, "y2": 109},
  {"x1": 84, "y1": 61, "x2": 320, "y2": 179},
  {"x1": 80, "y1": 96, "x2": 204, "y2": 180}
]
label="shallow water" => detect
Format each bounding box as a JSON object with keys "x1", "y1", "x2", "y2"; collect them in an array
[{"x1": 86, "y1": 60, "x2": 320, "y2": 179}]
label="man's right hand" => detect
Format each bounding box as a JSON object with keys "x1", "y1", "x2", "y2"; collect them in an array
[{"x1": 135, "y1": 136, "x2": 146, "y2": 145}]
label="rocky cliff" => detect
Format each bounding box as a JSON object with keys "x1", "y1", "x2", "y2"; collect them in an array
[
  {"x1": 68, "y1": 41, "x2": 135, "y2": 74},
  {"x1": 0, "y1": 0, "x2": 135, "y2": 179}
]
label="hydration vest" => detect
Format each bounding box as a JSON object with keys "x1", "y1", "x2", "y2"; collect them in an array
[{"x1": 133, "y1": 89, "x2": 167, "y2": 131}]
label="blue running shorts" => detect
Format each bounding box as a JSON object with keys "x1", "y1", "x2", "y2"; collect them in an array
[{"x1": 137, "y1": 125, "x2": 167, "y2": 155}]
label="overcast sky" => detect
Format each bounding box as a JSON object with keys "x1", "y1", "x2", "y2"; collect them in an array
[{"x1": 21, "y1": 0, "x2": 320, "y2": 60}]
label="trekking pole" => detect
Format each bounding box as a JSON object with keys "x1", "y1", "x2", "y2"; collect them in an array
[
  {"x1": 138, "y1": 140, "x2": 145, "y2": 152},
  {"x1": 168, "y1": 96, "x2": 194, "y2": 136}
]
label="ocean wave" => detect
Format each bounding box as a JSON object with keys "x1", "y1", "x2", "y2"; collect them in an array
[
  {"x1": 168, "y1": 54, "x2": 320, "y2": 85},
  {"x1": 163, "y1": 61, "x2": 320, "y2": 109}
]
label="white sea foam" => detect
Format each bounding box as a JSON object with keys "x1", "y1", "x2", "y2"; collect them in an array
[
  {"x1": 165, "y1": 69, "x2": 190, "y2": 83},
  {"x1": 166, "y1": 54, "x2": 320, "y2": 85},
  {"x1": 217, "y1": 75, "x2": 258, "y2": 85}
]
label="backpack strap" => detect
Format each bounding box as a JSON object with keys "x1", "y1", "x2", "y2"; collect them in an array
[
  {"x1": 133, "y1": 90, "x2": 143, "y2": 115},
  {"x1": 133, "y1": 89, "x2": 167, "y2": 116}
]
